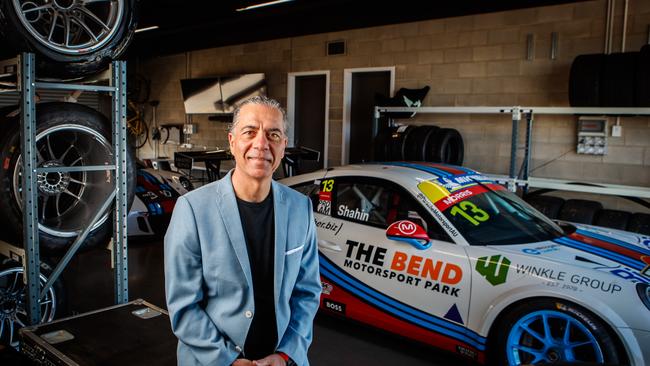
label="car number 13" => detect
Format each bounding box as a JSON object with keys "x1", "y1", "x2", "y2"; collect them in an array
[{"x1": 450, "y1": 201, "x2": 489, "y2": 226}]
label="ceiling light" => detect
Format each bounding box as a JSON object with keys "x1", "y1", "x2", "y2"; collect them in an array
[
  {"x1": 135, "y1": 25, "x2": 159, "y2": 33},
  {"x1": 236, "y1": 0, "x2": 293, "y2": 12}
]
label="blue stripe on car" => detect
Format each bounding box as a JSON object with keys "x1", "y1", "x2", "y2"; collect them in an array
[
  {"x1": 554, "y1": 237, "x2": 644, "y2": 271},
  {"x1": 381, "y1": 161, "x2": 453, "y2": 177},
  {"x1": 576, "y1": 229, "x2": 650, "y2": 256},
  {"x1": 319, "y1": 254, "x2": 486, "y2": 350}
]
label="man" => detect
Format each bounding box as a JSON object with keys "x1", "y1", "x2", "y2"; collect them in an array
[{"x1": 164, "y1": 96, "x2": 321, "y2": 366}]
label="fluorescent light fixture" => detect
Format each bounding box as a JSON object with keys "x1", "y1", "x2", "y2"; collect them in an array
[
  {"x1": 236, "y1": 0, "x2": 293, "y2": 12},
  {"x1": 135, "y1": 25, "x2": 159, "y2": 33}
]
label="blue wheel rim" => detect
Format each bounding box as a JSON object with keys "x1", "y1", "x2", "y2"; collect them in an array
[{"x1": 506, "y1": 309, "x2": 604, "y2": 365}]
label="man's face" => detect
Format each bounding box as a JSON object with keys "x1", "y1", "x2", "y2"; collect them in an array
[{"x1": 228, "y1": 103, "x2": 287, "y2": 181}]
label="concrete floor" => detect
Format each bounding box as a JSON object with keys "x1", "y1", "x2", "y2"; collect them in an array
[{"x1": 60, "y1": 239, "x2": 473, "y2": 366}]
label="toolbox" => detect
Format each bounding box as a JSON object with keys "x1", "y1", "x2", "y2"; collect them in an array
[{"x1": 19, "y1": 299, "x2": 177, "y2": 366}]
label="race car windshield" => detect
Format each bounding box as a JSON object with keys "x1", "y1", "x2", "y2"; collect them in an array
[{"x1": 440, "y1": 182, "x2": 564, "y2": 245}]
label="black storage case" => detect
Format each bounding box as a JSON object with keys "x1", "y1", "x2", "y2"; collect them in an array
[{"x1": 19, "y1": 299, "x2": 177, "y2": 366}]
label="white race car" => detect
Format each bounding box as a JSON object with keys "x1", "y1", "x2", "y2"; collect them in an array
[{"x1": 281, "y1": 162, "x2": 650, "y2": 365}]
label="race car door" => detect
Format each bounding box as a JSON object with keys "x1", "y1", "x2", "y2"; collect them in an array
[{"x1": 312, "y1": 176, "x2": 477, "y2": 353}]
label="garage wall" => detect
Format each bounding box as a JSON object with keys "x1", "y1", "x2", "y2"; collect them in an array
[{"x1": 139, "y1": 0, "x2": 650, "y2": 190}]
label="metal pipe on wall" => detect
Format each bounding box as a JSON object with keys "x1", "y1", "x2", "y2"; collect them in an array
[{"x1": 621, "y1": 0, "x2": 628, "y2": 52}]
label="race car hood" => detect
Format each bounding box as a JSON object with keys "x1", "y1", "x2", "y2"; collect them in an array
[{"x1": 494, "y1": 224, "x2": 650, "y2": 284}]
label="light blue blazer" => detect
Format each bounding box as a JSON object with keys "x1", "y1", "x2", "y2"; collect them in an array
[{"x1": 164, "y1": 171, "x2": 321, "y2": 366}]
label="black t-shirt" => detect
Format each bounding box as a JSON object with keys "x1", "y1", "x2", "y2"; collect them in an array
[{"x1": 236, "y1": 190, "x2": 277, "y2": 360}]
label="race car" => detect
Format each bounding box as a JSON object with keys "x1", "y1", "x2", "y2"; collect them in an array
[
  {"x1": 127, "y1": 161, "x2": 193, "y2": 238},
  {"x1": 280, "y1": 162, "x2": 650, "y2": 365}
]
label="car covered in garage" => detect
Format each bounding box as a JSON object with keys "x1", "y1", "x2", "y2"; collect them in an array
[{"x1": 281, "y1": 162, "x2": 650, "y2": 366}]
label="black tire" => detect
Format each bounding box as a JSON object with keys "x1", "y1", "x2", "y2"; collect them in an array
[
  {"x1": 569, "y1": 54, "x2": 604, "y2": 107},
  {"x1": 490, "y1": 298, "x2": 623, "y2": 366},
  {"x1": 0, "y1": 0, "x2": 138, "y2": 78},
  {"x1": 600, "y1": 52, "x2": 637, "y2": 107},
  {"x1": 558, "y1": 199, "x2": 603, "y2": 225},
  {"x1": 426, "y1": 128, "x2": 464, "y2": 165},
  {"x1": 0, "y1": 102, "x2": 136, "y2": 254},
  {"x1": 524, "y1": 195, "x2": 565, "y2": 220},
  {"x1": 404, "y1": 125, "x2": 439, "y2": 161},
  {"x1": 388, "y1": 125, "x2": 416, "y2": 161},
  {"x1": 593, "y1": 209, "x2": 630, "y2": 231},
  {"x1": 373, "y1": 127, "x2": 392, "y2": 161},
  {"x1": 627, "y1": 213, "x2": 650, "y2": 235},
  {"x1": 0, "y1": 256, "x2": 66, "y2": 347},
  {"x1": 636, "y1": 45, "x2": 650, "y2": 107}
]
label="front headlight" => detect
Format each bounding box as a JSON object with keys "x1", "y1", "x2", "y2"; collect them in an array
[{"x1": 637, "y1": 283, "x2": 650, "y2": 311}]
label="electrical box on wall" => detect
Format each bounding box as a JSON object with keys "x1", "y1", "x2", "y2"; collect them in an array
[{"x1": 577, "y1": 116, "x2": 607, "y2": 155}]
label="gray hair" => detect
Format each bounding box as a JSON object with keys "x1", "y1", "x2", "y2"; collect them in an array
[{"x1": 230, "y1": 95, "x2": 288, "y2": 135}]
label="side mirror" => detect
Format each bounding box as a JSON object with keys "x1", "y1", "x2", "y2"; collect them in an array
[{"x1": 386, "y1": 220, "x2": 432, "y2": 250}]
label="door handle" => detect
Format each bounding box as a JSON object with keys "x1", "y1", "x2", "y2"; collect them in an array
[{"x1": 318, "y1": 240, "x2": 342, "y2": 252}]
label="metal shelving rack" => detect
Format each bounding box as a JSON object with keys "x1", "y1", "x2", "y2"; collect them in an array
[
  {"x1": 0, "y1": 53, "x2": 129, "y2": 327},
  {"x1": 374, "y1": 106, "x2": 650, "y2": 199}
]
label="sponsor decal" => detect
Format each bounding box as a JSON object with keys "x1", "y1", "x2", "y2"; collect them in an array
[
  {"x1": 416, "y1": 192, "x2": 459, "y2": 238},
  {"x1": 555, "y1": 302, "x2": 598, "y2": 331},
  {"x1": 515, "y1": 264, "x2": 623, "y2": 294},
  {"x1": 475, "y1": 255, "x2": 510, "y2": 286},
  {"x1": 522, "y1": 244, "x2": 560, "y2": 255},
  {"x1": 315, "y1": 219, "x2": 343, "y2": 236},
  {"x1": 342, "y1": 240, "x2": 462, "y2": 297},
  {"x1": 435, "y1": 174, "x2": 493, "y2": 193},
  {"x1": 434, "y1": 185, "x2": 486, "y2": 211},
  {"x1": 397, "y1": 221, "x2": 416, "y2": 235},
  {"x1": 456, "y1": 345, "x2": 477, "y2": 361},
  {"x1": 323, "y1": 299, "x2": 346, "y2": 315},
  {"x1": 642, "y1": 238, "x2": 650, "y2": 250},
  {"x1": 321, "y1": 281, "x2": 333, "y2": 295},
  {"x1": 337, "y1": 205, "x2": 369, "y2": 222},
  {"x1": 317, "y1": 179, "x2": 334, "y2": 215},
  {"x1": 587, "y1": 260, "x2": 650, "y2": 285}
]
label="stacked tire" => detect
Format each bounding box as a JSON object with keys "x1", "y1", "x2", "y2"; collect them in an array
[
  {"x1": 524, "y1": 194, "x2": 650, "y2": 235},
  {"x1": 375, "y1": 125, "x2": 464, "y2": 165},
  {"x1": 569, "y1": 45, "x2": 650, "y2": 107},
  {"x1": 0, "y1": 0, "x2": 138, "y2": 78}
]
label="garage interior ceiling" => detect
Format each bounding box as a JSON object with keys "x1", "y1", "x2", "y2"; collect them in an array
[{"x1": 132, "y1": 0, "x2": 588, "y2": 57}]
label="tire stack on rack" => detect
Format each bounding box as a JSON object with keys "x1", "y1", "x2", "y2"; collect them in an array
[
  {"x1": 569, "y1": 45, "x2": 650, "y2": 107},
  {"x1": 0, "y1": 0, "x2": 138, "y2": 348},
  {"x1": 524, "y1": 194, "x2": 650, "y2": 235},
  {"x1": 374, "y1": 125, "x2": 464, "y2": 165}
]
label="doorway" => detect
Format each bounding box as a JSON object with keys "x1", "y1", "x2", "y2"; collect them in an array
[
  {"x1": 287, "y1": 71, "x2": 330, "y2": 172},
  {"x1": 342, "y1": 67, "x2": 395, "y2": 165}
]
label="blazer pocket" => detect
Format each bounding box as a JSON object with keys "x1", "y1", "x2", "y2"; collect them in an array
[{"x1": 285, "y1": 245, "x2": 304, "y2": 256}]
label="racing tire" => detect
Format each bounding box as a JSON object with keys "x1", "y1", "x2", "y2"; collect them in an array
[
  {"x1": 404, "y1": 125, "x2": 439, "y2": 161},
  {"x1": 524, "y1": 195, "x2": 565, "y2": 220},
  {"x1": 0, "y1": 257, "x2": 66, "y2": 348},
  {"x1": 558, "y1": 199, "x2": 603, "y2": 225},
  {"x1": 593, "y1": 209, "x2": 630, "y2": 231},
  {"x1": 388, "y1": 125, "x2": 416, "y2": 161},
  {"x1": 569, "y1": 54, "x2": 604, "y2": 107},
  {"x1": 637, "y1": 45, "x2": 650, "y2": 107},
  {"x1": 0, "y1": 102, "x2": 136, "y2": 254},
  {"x1": 627, "y1": 213, "x2": 650, "y2": 235},
  {"x1": 426, "y1": 128, "x2": 464, "y2": 165},
  {"x1": 373, "y1": 127, "x2": 392, "y2": 161},
  {"x1": 600, "y1": 52, "x2": 637, "y2": 107},
  {"x1": 490, "y1": 298, "x2": 623, "y2": 366},
  {"x1": 0, "y1": 0, "x2": 138, "y2": 78}
]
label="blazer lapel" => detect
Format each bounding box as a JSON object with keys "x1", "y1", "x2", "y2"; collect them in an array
[
  {"x1": 272, "y1": 181, "x2": 288, "y2": 307},
  {"x1": 215, "y1": 171, "x2": 253, "y2": 290}
]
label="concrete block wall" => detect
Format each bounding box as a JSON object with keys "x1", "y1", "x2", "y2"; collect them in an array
[{"x1": 138, "y1": 0, "x2": 650, "y2": 198}]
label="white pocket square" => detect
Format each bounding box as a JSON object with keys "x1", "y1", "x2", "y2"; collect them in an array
[{"x1": 285, "y1": 245, "x2": 304, "y2": 255}]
